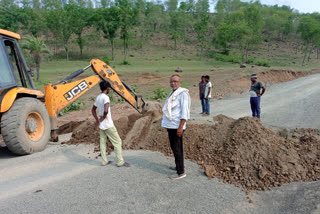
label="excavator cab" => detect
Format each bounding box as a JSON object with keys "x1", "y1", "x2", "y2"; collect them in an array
[
  {"x1": 0, "y1": 30, "x2": 49, "y2": 155},
  {"x1": 0, "y1": 30, "x2": 34, "y2": 91},
  {"x1": 0, "y1": 29, "x2": 146, "y2": 155}
]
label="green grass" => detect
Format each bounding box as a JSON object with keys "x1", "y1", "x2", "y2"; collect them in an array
[{"x1": 29, "y1": 38, "x2": 320, "y2": 109}]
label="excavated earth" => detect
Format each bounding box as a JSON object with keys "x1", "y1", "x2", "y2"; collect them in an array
[{"x1": 64, "y1": 103, "x2": 320, "y2": 192}]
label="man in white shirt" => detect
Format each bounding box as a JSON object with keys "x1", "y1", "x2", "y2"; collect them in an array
[
  {"x1": 91, "y1": 81, "x2": 130, "y2": 167},
  {"x1": 161, "y1": 74, "x2": 191, "y2": 180},
  {"x1": 203, "y1": 75, "x2": 212, "y2": 116}
]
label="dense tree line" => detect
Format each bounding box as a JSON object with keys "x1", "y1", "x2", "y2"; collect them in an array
[{"x1": 1, "y1": 0, "x2": 320, "y2": 66}]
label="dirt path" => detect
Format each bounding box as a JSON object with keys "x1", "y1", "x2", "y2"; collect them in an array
[{"x1": 190, "y1": 73, "x2": 320, "y2": 129}]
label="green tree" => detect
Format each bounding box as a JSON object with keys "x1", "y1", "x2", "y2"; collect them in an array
[
  {"x1": 0, "y1": 0, "x2": 17, "y2": 8},
  {"x1": 32, "y1": 0, "x2": 41, "y2": 9},
  {"x1": 214, "y1": 2, "x2": 263, "y2": 63},
  {"x1": 94, "y1": 7, "x2": 121, "y2": 60},
  {"x1": 100, "y1": 0, "x2": 111, "y2": 8},
  {"x1": 168, "y1": 5, "x2": 188, "y2": 50},
  {"x1": 42, "y1": 0, "x2": 62, "y2": 9},
  {"x1": 213, "y1": 22, "x2": 236, "y2": 54},
  {"x1": 194, "y1": 13, "x2": 210, "y2": 54},
  {"x1": 145, "y1": 2, "x2": 166, "y2": 32},
  {"x1": 169, "y1": 12, "x2": 181, "y2": 49},
  {"x1": 195, "y1": 0, "x2": 209, "y2": 14},
  {"x1": 0, "y1": 6, "x2": 21, "y2": 32},
  {"x1": 67, "y1": 4, "x2": 90, "y2": 56},
  {"x1": 21, "y1": 0, "x2": 32, "y2": 8},
  {"x1": 297, "y1": 16, "x2": 320, "y2": 65},
  {"x1": 166, "y1": 0, "x2": 178, "y2": 12},
  {"x1": 116, "y1": 0, "x2": 138, "y2": 61},
  {"x1": 22, "y1": 36, "x2": 50, "y2": 81},
  {"x1": 45, "y1": 7, "x2": 74, "y2": 60},
  {"x1": 20, "y1": 8, "x2": 46, "y2": 36},
  {"x1": 214, "y1": 0, "x2": 246, "y2": 26}
]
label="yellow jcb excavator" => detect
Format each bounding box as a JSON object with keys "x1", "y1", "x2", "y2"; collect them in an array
[{"x1": 0, "y1": 29, "x2": 145, "y2": 155}]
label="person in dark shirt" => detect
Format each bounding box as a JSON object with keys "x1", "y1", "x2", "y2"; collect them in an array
[
  {"x1": 249, "y1": 74, "x2": 266, "y2": 119},
  {"x1": 198, "y1": 75, "x2": 206, "y2": 114}
]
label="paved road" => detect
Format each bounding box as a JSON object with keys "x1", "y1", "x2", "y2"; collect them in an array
[
  {"x1": 1, "y1": 74, "x2": 320, "y2": 214},
  {"x1": 1, "y1": 143, "x2": 319, "y2": 214},
  {"x1": 191, "y1": 73, "x2": 320, "y2": 129}
]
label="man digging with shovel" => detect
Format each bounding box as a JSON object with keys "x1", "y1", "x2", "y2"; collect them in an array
[{"x1": 162, "y1": 74, "x2": 191, "y2": 180}]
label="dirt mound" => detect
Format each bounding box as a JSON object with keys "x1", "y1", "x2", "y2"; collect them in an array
[
  {"x1": 66, "y1": 112, "x2": 320, "y2": 192},
  {"x1": 207, "y1": 70, "x2": 314, "y2": 99},
  {"x1": 57, "y1": 121, "x2": 84, "y2": 135},
  {"x1": 228, "y1": 70, "x2": 307, "y2": 96}
]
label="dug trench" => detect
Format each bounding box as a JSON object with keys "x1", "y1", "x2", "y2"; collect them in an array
[{"x1": 61, "y1": 104, "x2": 320, "y2": 192}]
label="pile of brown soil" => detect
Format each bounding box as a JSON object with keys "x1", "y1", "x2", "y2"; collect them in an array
[
  {"x1": 188, "y1": 69, "x2": 319, "y2": 99},
  {"x1": 220, "y1": 70, "x2": 308, "y2": 99},
  {"x1": 66, "y1": 111, "x2": 320, "y2": 192}
]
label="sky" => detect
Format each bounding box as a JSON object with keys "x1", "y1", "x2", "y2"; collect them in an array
[{"x1": 238, "y1": 0, "x2": 320, "y2": 14}]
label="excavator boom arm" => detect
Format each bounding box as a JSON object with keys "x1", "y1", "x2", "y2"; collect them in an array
[
  {"x1": 44, "y1": 59, "x2": 145, "y2": 132},
  {"x1": 90, "y1": 59, "x2": 145, "y2": 113}
]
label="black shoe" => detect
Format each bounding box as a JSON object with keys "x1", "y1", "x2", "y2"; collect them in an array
[{"x1": 170, "y1": 173, "x2": 187, "y2": 180}]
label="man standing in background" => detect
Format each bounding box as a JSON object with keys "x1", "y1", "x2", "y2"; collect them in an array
[
  {"x1": 162, "y1": 74, "x2": 191, "y2": 180},
  {"x1": 203, "y1": 75, "x2": 212, "y2": 116},
  {"x1": 250, "y1": 74, "x2": 266, "y2": 119},
  {"x1": 199, "y1": 75, "x2": 206, "y2": 114}
]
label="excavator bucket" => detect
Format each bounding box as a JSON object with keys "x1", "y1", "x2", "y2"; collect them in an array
[{"x1": 90, "y1": 59, "x2": 146, "y2": 114}]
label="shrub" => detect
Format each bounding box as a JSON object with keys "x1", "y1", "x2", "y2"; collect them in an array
[
  {"x1": 131, "y1": 84, "x2": 137, "y2": 93},
  {"x1": 101, "y1": 56, "x2": 111, "y2": 65},
  {"x1": 246, "y1": 58, "x2": 254, "y2": 64},
  {"x1": 152, "y1": 87, "x2": 169, "y2": 101},
  {"x1": 214, "y1": 54, "x2": 241, "y2": 64},
  {"x1": 109, "y1": 90, "x2": 124, "y2": 103},
  {"x1": 59, "y1": 100, "x2": 85, "y2": 116},
  {"x1": 255, "y1": 60, "x2": 271, "y2": 67},
  {"x1": 122, "y1": 60, "x2": 130, "y2": 65}
]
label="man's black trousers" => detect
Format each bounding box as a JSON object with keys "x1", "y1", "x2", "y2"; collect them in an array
[{"x1": 167, "y1": 129, "x2": 184, "y2": 175}]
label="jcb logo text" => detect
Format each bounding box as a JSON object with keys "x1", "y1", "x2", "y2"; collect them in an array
[{"x1": 64, "y1": 81, "x2": 88, "y2": 101}]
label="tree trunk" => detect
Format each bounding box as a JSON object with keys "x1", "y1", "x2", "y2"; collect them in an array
[
  {"x1": 64, "y1": 40, "x2": 69, "y2": 61},
  {"x1": 34, "y1": 54, "x2": 41, "y2": 81},
  {"x1": 153, "y1": 23, "x2": 157, "y2": 32},
  {"x1": 54, "y1": 41, "x2": 57, "y2": 56},
  {"x1": 123, "y1": 37, "x2": 127, "y2": 61},
  {"x1": 245, "y1": 47, "x2": 249, "y2": 62},
  {"x1": 36, "y1": 64, "x2": 40, "y2": 81},
  {"x1": 307, "y1": 46, "x2": 313, "y2": 62},
  {"x1": 111, "y1": 39, "x2": 114, "y2": 61},
  {"x1": 78, "y1": 34, "x2": 83, "y2": 56},
  {"x1": 241, "y1": 48, "x2": 245, "y2": 64},
  {"x1": 302, "y1": 44, "x2": 309, "y2": 66}
]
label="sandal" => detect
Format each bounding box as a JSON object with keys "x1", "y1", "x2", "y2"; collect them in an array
[
  {"x1": 101, "y1": 161, "x2": 114, "y2": 166},
  {"x1": 118, "y1": 162, "x2": 130, "y2": 167}
]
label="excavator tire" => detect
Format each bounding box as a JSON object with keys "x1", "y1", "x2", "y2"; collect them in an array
[{"x1": 1, "y1": 97, "x2": 50, "y2": 155}]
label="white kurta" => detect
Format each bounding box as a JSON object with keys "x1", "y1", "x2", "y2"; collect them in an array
[{"x1": 161, "y1": 88, "x2": 191, "y2": 130}]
